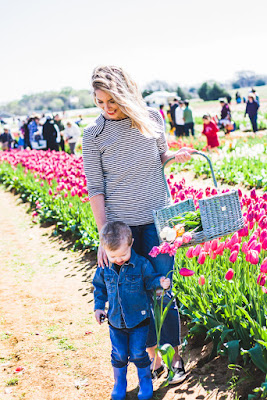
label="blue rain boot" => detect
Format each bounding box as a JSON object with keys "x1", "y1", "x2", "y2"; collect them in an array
[
  {"x1": 137, "y1": 366, "x2": 153, "y2": 400},
  {"x1": 111, "y1": 366, "x2": 127, "y2": 400}
]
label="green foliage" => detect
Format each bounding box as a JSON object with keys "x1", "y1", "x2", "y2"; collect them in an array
[
  {"x1": 198, "y1": 82, "x2": 229, "y2": 101},
  {"x1": 2, "y1": 87, "x2": 95, "y2": 115}
]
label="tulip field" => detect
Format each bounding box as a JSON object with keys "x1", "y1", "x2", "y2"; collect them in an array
[{"x1": 0, "y1": 145, "x2": 267, "y2": 398}]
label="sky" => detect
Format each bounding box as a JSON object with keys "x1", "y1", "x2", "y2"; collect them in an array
[{"x1": 1, "y1": 0, "x2": 267, "y2": 103}]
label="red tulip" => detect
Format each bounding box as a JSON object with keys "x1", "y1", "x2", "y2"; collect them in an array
[
  {"x1": 198, "y1": 275, "x2": 205, "y2": 286},
  {"x1": 179, "y1": 267, "x2": 195, "y2": 277},
  {"x1": 229, "y1": 251, "x2": 238, "y2": 263},
  {"x1": 225, "y1": 268, "x2": 234, "y2": 280}
]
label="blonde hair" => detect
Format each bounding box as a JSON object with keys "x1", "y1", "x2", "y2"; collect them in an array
[{"x1": 91, "y1": 65, "x2": 159, "y2": 138}]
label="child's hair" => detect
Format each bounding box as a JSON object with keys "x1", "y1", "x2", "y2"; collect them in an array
[
  {"x1": 100, "y1": 221, "x2": 132, "y2": 251},
  {"x1": 202, "y1": 114, "x2": 211, "y2": 120},
  {"x1": 159, "y1": 104, "x2": 164, "y2": 109},
  {"x1": 184, "y1": 100, "x2": 189, "y2": 107}
]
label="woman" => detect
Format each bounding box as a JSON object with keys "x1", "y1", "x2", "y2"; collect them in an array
[
  {"x1": 82, "y1": 65, "x2": 193, "y2": 385},
  {"x1": 245, "y1": 93, "x2": 259, "y2": 133},
  {"x1": 64, "y1": 120, "x2": 81, "y2": 154}
]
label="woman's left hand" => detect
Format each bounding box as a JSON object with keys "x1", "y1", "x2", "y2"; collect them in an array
[{"x1": 174, "y1": 147, "x2": 195, "y2": 163}]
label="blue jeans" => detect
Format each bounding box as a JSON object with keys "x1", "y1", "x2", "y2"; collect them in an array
[
  {"x1": 249, "y1": 115, "x2": 258, "y2": 132},
  {"x1": 130, "y1": 223, "x2": 181, "y2": 348},
  {"x1": 109, "y1": 324, "x2": 151, "y2": 368}
]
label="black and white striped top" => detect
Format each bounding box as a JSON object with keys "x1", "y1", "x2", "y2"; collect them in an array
[{"x1": 82, "y1": 108, "x2": 169, "y2": 226}]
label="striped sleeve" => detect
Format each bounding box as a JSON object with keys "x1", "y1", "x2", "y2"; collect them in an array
[
  {"x1": 82, "y1": 127, "x2": 105, "y2": 199},
  {"x1": 149, "y1": 108, "x2": 168, "y2": 155}
]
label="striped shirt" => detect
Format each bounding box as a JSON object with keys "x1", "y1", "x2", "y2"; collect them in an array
[{"x1": 82, "y1": 108, "x2": 169, "y2": 226}]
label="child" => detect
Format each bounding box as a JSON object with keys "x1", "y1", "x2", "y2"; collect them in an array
[
  {"x1": 202, "y1": 114, "x2": 220, "y2": 150},
  {"x1": 93, "y1": 221, "x2": 170, "y2": 400}
]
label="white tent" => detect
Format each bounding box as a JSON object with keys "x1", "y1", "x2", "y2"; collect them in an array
[{"x1": 144, "y1": 91, "x2": 179, "y2": 106}]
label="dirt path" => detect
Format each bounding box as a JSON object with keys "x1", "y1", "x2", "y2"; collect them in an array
[{"x1": 0, "y1": 187, "x2": 236, "y2": 400}]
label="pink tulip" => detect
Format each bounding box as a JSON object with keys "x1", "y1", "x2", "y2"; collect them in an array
[
  {"x1": 262, "y1": 238, "x2": 267, "y2": 251},
  {"x1": 250, "y1": 188, "x2": 257, "y2": 199},
  {"x1": 192, "y1": 244, "x2": 201, "y2": 257},
  {"x1": 209, "y1": 249, "x2": 217, "y2": 260},
  {"x1": 198, "y1": 251, "x2": 206, "y2": 265},
  {"x1": 254, "y1": 243, "x2": 262, "y2": 253},
  {"x1": 259, "y1": 215, "x2": 267, "y2": 230},
  {"x1": 215, "y1": 242, "x2": 225, "y2": 256},
  {"x1": 69, "y1": 203, "x2": 73, "y2": 208},
  {"x1": 225, "y1": 268, "x2": 234, "y2": 280},
  {"x1": 238, "y1": 226, "x2": 249, "y2": 237},
  {"x1": 262, "y1": 286, "x2": 267, "y2": 294},
  {"x1": 203, "y1": 241, "x2": 211, "y2": 252},
  {"x1": 229, "y1": 251, "x2": 238, "y2": 263},
  {"x1": 229, "y1": 232, "x2": 239, "y2": 246},
  {"x1": 248, "y1": 240, "x2": 257, "y2": 251},
  {"x1": 260, "y1": 258, "x2": 267, "y2": 274},
  {"x1": 249, "y1": 220, "x2": 255, "y2": 230},
  {"x1": 198, "y1": 275, "x2": 205, "y2": 286},
  {"x1": 257, "y1": 273, "x2": 266, "y2": 286},
  {"x1": 260, "y1": 229, "x2": 267, "y2": 244},
  {"x1": 186, "y1": 246, "x2": 194, "y2": 258},
  {"x1": 48, "y1": 188, "x2": 53, "y2": 195},
  {"x1": 149, "y1": 246, "x2": 160, "y2": 258},
  {"x1": 182, "y1": 232, "x2": 192, "y2": 244},
  {"x1": 230, "y1": 243, "x2": 240, "y2": 254},
  {"x1": 179, "y1": 267, "x2": 195, "y2": 277},
  {"x1": 246, "y1": 250, "x2": 259, "y2": 265},
  {"x1": 211, "y1": 239, "x2": 219, "y2": 252}
]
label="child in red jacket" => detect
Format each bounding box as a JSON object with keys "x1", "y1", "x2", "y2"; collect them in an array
[{"x1": 202, "y1": 114, "x2": 220, "y2": 150}]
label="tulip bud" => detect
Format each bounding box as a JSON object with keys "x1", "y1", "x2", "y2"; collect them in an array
[
  {"x1": 186, "y1": 246, "x2": 194, "y2": 258},
  {"x1": 257, "y1": 273, "x2": 266, "y2": 286},
  {"x1": 198, "y1": 275, "x2": 205, "y2": 286},
  {"x1": 254, "y1": 243, "x2": 262, "y2": 253},
  {"x1": 204, "y1": 241, "x2": 211, "y2": 252},
  {"x1": 248, "y1": 240, "x2": 257, "y2": 251},
  {"x1": 260, "y1": 230, "x2": 267, "y2": 244},
  {"x1": 215, "y1": 242, "x2": 225, "y2": 256},
  {"x1": 250, "y1": 188, "x2": 257, "y2": 199},
  {"x1": 225, "y1": 268, "x2": 234, "y2": 280},
  {"x1": 231, "y1": 243, "x2": 240, "y2": 254},
  {"x1": 260, "y1": 259, "x2": 267, "y2": 274},
  {"x1": 262, "y1": 238, "x2": 267, "y2": 251}
]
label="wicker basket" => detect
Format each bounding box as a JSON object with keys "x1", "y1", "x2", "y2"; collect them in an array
[{"x1": 153, "y1": 151, "x2": 244, "y2": 247}]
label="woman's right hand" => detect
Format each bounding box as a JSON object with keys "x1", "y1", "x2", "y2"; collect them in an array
[{"x1": 97, "y1": 243, "x2": 109, "y2": 268}]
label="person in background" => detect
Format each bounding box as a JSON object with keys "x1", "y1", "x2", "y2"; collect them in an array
[
  {"x1": 159, "y1": 104, "x2": 166, "y2": 131},
  {"x1": 170, "y1": 98, "x2": 179, "y2": 132},
  {"x1": 54, "y1": 114, "x2": 65, "y2": 151},
  {"x1": 245, "y1": 93, "x2": 259, "y2": 133},
  {"x1": 18, "y1": 121, "x2": 25, "y2": 150},
  {"x1": 42, "y1": 115, "x2": 60, "y2": 151},
  {"x1": 0, "y1": 126, "x2": 13, "y2": 151},
  {"x1": 75, "y1": 114, "x2": 83, "y2": 126},
  {"x1": 183, "y1": 100, "x2": 194, "y2": 136},
  {"x1": 166, "y1": 103, "x2": 174, "y2": 132},
  {"x1": 202, "y1": 114, "x2": 220, "y2": 150},
  {"x1": 64, "y1": 120, "x2": 81, "y2": 154},
  {"x1": 226, "y1": 94, "x2": 232, "y2": 104},
  {"x1": 175, "y1": 101, "x2": 185, "y2": 137},
  {"x1": 93, "y1": 221, "x2": 171, "y2": 400},
  {"x1": 251, "y1": 88, "x2": 260, "y2": 105},
  {"x1": 235, "y1": 91, "x2": 242, "y2": 104},
  {"x1": 218, "y1": 98, "x2": 231, "y2": 132},
  {"x1": 28, "y1": 115, "x2": 40, "y2": 147}
]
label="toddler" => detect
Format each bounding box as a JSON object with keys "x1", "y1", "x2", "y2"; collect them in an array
[
  {"x1": 202, "y1": 114, "x2": 220, "y2": 150},
  {"x1": 93, "y1": 221, "x2": 170, "y2": 400}
]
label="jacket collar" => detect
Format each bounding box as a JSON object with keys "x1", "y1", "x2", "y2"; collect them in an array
[{"x1": 108, "y1": 248, "x2": 138, "y2": 270}]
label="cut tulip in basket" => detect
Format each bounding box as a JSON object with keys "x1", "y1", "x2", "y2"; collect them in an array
[{"x1": 151, "y1": 151, "x2": 245, "y2": 256}]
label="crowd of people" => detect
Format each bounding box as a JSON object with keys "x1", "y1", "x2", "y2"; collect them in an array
[
  {"x1": 0, "y1": 114, "x2": 82, "y2": 154},
  {"x1": 159, "y1": 88, "x2": 261, "y2": 151}
]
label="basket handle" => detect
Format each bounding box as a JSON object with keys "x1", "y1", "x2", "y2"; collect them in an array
[{"x1": 162, "y1": 150, "x2": 218, "y2": 198}]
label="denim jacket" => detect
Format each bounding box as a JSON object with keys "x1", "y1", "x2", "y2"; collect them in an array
[{"x1": 93, "y1": 249, "x2": 162, "y2": 329}]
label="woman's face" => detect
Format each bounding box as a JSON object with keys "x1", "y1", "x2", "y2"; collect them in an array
[{"x1": 95, "y1": 89, "x2": 126, "y2": 120}]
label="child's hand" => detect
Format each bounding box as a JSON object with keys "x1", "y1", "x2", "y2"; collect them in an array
[
  {"x1": 95, "y1": 309, "x2": 107, "y2": 325},
  {"x1": 160, "y1": 277, "x2": 171, "y2": 290}
]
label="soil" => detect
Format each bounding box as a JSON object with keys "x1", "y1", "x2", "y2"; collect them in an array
[{"x1": 0, "y1": 187, "x2": 261, "y2": 400}]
